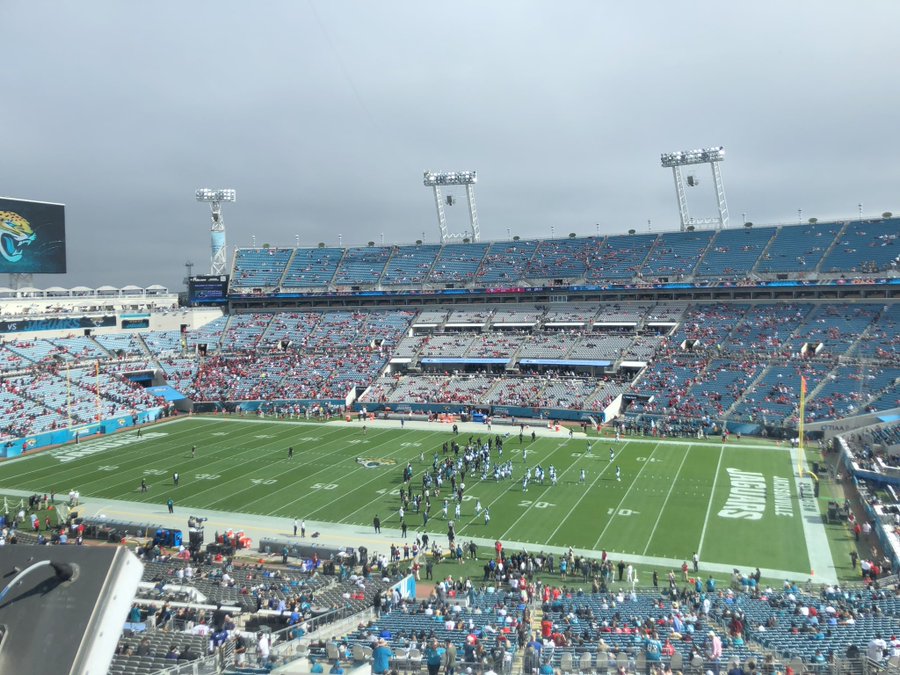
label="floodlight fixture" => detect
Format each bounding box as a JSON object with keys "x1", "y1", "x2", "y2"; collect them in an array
[
  {"x1": 196, "y1": 187, "x2": 236, "y2": 275},
  {"x1": 660, "y1": 146, "x2": 725, "y2": 168},
  {"x1": 196, "y1": 188, "x2": 236, "y2": 202},
  {"x1": 659, "y1": 146, "x2": 729, "y2": 231},
  {"x1": 423, "y1": 170, "x2": 480, "y2": 243},
  {"x1": 423, "y1": 170, "x2": 477, "y2": 187}
]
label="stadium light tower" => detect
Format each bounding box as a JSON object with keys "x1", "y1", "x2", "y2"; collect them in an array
[
  {"x1": 660, "y1": 146, "x2": 729, "y2": 231},
  {"x1": 195, "y1": 188, "x2": 236, "y2": 275},
  {"x1": 423, "y1": 170, "x2": 480, "y2": 243}
]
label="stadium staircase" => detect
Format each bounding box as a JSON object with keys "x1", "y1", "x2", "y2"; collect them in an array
[
  {"x1": 506, "y1": 343, "x2": 525, "y2": 373},
  {"x1": 422, "y1": 247, "x2": 441, "y2": 284},
  {"x1": 635, "y1": 235, "x2": 660, "y2": 279},
  {"x1": 842, "y1": 319, "x2": 879, "y2": 360},
  {"x1": 275, "y1": 248, "x2": 299, "y2": 290},
  {"x1": 329, "y1": 247, "x2": 350, "y2": 290},
  {"x1": 748, "y1": 227, "x2": 781, "y2": 276},
  {"x1": 87, "y1": 335, "x2": 115, "y2": 359},
  {"x1": 814, "y1": 220, "x2": 851, "y2": 273},
  {"x1": 378, "y1": 245, "x2": 399, "y2": 289},
  {"x1": 722, "y1": 364, "x2": 773, "y2": 419},
  {"x1": 690, "y1": 228, "x2": 725, "y2": 278},
  {"x1": 134, "y1": 332, "x2": 159, "y2": 359},
  {"x1": 257, "y1": 316, "x2": 281, "y2": 348}
]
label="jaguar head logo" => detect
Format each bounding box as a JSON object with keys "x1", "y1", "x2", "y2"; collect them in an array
[
  {"x1": 0, "y1": 211, "x2": 36, "y2": 263},
  {"x1": 356, "y1": 457, "x2": 396, "y2": 469}
]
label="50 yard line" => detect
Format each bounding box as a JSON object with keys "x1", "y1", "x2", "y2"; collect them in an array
[{"x1": 696, "y1": 444, "x2": 726, "y2": 558}]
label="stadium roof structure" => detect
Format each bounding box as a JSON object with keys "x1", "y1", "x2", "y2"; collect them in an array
[{"x1": 0, "y1": 285, "x2": 174, "y2": 299}]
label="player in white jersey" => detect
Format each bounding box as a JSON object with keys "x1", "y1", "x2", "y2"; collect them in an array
[
  {"x1": 442, "y1": 500, "x2": 449, "y2": 519},
  {"x1": 609, "y1": 447, "x2": 615, "y2": 461},
  {"x1": 580, "y1": 469, "x2": 586, "y2": 483},
  {"x1": 522, "y1": 475, "x2": 529, "y2": 492},
  {"x1": 455, "y1": 503, "x2": 461, "y2": 519},
  {"x1": 475, "y1": 499, "x2": 482, "y2": 515},
  {"x1": 616, "y1": 465, "x2": 621, "y2": 482},
  {"x1": 484, "y1": 508, "x2": 490, "y2": 525}
]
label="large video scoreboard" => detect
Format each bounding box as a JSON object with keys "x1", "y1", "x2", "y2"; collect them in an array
[
  {"x1": 188, "y1": 275, "x2": 229, "y2": 305},
  {"x1": 0, "y1": 197, "x2": 66, "y2": 274}
]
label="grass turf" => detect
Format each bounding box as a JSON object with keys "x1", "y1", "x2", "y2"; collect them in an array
[{"x1": 0, "y1": 417, "x2": 813, "y2": 575}]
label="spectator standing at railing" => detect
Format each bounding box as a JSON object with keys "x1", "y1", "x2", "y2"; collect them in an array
[
  {"x1": 425, "y1": 638, "x2": 445, "y2": 675},
  {"x1": 372, "y1": 638, "x2": 392, "y2": 675},
  {"x1": 256, "y1": 631, "x2": 270, "y2": 668},
  {"x1": 704, "y1": 631, "x2": 722, "y2": 675}
]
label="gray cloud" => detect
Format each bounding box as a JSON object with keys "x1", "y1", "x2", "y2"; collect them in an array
[{"x1": 2, "y1": 0, "x2": 898, "y2": 290}]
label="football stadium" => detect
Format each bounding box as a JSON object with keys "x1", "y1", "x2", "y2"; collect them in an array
[
  {"x1": 2, "y1": 4, "x2": 900, "y2": 675},
  {"x1": 0, "y1": 197, "x2": 898, "y2": 675}
]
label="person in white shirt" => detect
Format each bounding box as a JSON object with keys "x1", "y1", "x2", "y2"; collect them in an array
[
  {"x1": 257, "y1": 632, "x2": 270, "y2": 667},
  {"x1": 890, "y1": 636, "x2": 900, "y2": 657},
  {"x1": 868, "y1": 634, "x2": 887, "y2": 663}
]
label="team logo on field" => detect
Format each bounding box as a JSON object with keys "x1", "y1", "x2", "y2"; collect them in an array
[{"x1": 356, "y1": 457, "x2": 396, "y2": 469}]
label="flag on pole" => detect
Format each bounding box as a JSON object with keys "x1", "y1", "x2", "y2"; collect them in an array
[{"x1": 801, "y1": 376, "x2": 808, "y2": 398}]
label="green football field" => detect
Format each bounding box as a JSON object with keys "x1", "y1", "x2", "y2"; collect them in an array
[{"x1": 0, "y1": 417, "x2": 824, "y2": 577}]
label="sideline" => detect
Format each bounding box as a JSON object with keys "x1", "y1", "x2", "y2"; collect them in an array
[
  {"x1": 0, "y1": 486, "x2": 832, "y2": 584},
  {"x1": 790, "y1": 447, "x2": 837, "y2": 581}
]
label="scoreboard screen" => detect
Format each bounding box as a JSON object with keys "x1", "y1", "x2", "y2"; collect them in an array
[{"x1": 188, "y1": 275, "x2": 229, "y2": 305}]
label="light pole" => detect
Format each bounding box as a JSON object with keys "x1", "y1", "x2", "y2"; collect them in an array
[
  {"x1": 423, "y1": 170, "x2": 479, "y2": 243},
  {"x1": 660, "y1": 146, "x2": 729, "y2": 230},
  {"x1": 196, "y1": 188, "x2": 236, "y2": 275}
]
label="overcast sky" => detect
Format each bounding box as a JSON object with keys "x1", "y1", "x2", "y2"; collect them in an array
[{"x1": 2, "y1": 1, "x2": 899, "y2": 291}]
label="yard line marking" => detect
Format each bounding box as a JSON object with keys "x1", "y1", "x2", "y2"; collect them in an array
[
  {"x1": 641, "y1": 445, "x2": 692, "y2": 556},
  {"x1": 495, "y1": 439, "x2": 595, "y2": 542},
  {"x1": 697, "y1": 444, "x2": 725, "y2": 558},
  {"x1": 593, "y1": 441, "x2": 662, "y2": 549},
  {"x1": 454, "y1": 440, "x2": 584, "y2": 538},
  {"x1": 312, "y1": 431, "x2": 448, "y2": 522},
  {"x1": 91, "y1": 419, "x2": 356, "y2": 499},
  {"x1": 542, "y1": 450, "x2": 619, "y2": 545},
  {"x1": 202, "y1": 428, "x2": 404, "y2": 510}
]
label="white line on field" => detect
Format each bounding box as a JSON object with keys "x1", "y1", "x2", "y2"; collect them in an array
[{"x1": 697, "y1": 444, "x2": 726, "y2": 558}]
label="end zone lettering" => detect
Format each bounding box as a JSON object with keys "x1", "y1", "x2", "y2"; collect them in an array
[
  {"x1": 718, "y1": 468, "x2": 767, "y2": 520},
  {"x1": 53, "y1": 432, "x2": 168, "y2": 463}
]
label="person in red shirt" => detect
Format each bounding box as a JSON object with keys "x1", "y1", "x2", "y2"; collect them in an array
[{"x1": 541, "y1": 619, "x2": 552, "y2": 639}]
